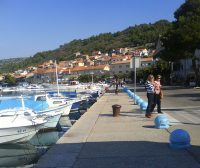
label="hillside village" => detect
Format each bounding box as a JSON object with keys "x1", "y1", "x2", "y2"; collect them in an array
[
  {"x1": 0, "y1": 47, "x2": 155, "y2": 84},
  {"x1": 1, "y1": 43, "x2": 200, "y2": 86}
]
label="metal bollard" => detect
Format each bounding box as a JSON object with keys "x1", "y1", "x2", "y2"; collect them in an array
[
  {"x1": 115, "y1": 89, "x2": 119, "y2": 95},
  {"x1": 112, "y1": 104, "x2": 121, "y2": 117}
]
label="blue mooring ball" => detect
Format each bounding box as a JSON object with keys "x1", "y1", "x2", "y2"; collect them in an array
[
  {"x1": 134, "y1": 95, "x2": 140, "y2": 101},
  {"x1": 154, "y1": 115, "x2": 169, "y2": 129},
  {"x1": 127, "y1": 90, "x2": 132, "y2": 96},
  {"x1": 169, "y1": 129, "x2": 191, "y2": 149},
  {"x1": 140, "y1": 102, "x2": 148, "y2": 111},
  {"x1": 136, "y1": 98, "x2": 143, "y2": 105},
  {"x1": 124, "y1": 88, "x2": 128, "y2": 92},
  {"x1": 131, "y1": 93, "x2": 135, "y2": 99}
]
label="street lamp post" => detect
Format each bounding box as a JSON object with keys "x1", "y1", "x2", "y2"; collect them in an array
[
  {"x1": 91, "y1": 71, "x2": 94, "y2": 84},
  {"x1": 130, "y1": 56, "x2": 140, "y2": 104},
  {"x1": 55, "y1": 60, "x2": 60, "y2": 95},
  {"x1": 134, "y1": 57, "x2": 137, "y2": 104}
]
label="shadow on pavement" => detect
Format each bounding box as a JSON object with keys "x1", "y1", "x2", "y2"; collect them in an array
[
  {"x1": 99, "y1": 114, "x2": 113, "y2": 117},
  {"x1": 99, "y1": 111, "x2": 144, "y2": 118},
  {"x1": 36, "y1": 141, "x2": 200, "y2": 168},
  {"x1": 191, "y1": 99, "x2": 200, "y2": 101},
  {"x1": 181, "y1": 122, "x2": 200, "y2": 126},
  {"x1": 169, "y1": 93, "x2": 200, "y2": 98},
  {"x1": 162, "y1": 108, "x2": 184, "y2": 111},
  {"x1": 142, "y1": 125, "x2": 156, "y2": 129}
]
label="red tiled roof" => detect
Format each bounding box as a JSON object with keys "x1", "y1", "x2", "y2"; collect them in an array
[
  {"x1": 111, "y1": 60, "x2": 130, "y2": 65},
  {"x1": 141, "y1": 57, "x2": 153, "y2": 62},
  {"x1": 65, "y1": 64, "x2": 109, "y2": 72},
  {"x1": 36, "y1": 65, "x2": 110, "y2": 74}
]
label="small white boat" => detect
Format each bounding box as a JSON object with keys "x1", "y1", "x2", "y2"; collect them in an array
[
  {"x1": 0, "y1": 96, "x2": 66, "y2": 130},
  {"x1": 1, "y1": 87, "x2": 17, "y2": 92},
  {"x1": 34, "y1": 94, "x2": 73, "y2": 116},
  {"x1": 0, "y1": 115, "x2": 46, "y2": 144},
  {"x1": 0, "y1": 107, "x2": 62, "y2": 130},
  {"x1": 26, "y1": 84, "x2": 44, "y2": 90}
]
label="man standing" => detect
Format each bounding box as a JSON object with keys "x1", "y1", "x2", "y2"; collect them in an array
[{"x1": 145, "y1": 74, "x2": 155, "y2": 118}]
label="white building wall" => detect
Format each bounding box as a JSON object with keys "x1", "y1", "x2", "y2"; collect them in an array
[
  {"x1": 110, "y1": 62, "x2": 131, "y2": 74},
  {"x1": 173, "y1": 49, "x2": 200, "y2": 78}
]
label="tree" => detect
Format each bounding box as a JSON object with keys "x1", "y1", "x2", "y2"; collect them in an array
[
  {"x1": 78, "y1": 74, "x2": 91, "y2": 83},
  {"x1": 161, "y1": 0, "x2": 200, "y2": 85},
  {"x1": 4, "y1": 74, "x2": 16, "y2": 86}
]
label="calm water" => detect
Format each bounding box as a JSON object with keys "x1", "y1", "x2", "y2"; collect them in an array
[{"x1": 0, "y1": 131, "x2": 61, "y2": 167}]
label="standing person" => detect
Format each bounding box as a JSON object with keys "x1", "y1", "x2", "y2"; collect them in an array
[
  {"x1": 145, "y1": 74, "x2": 155, "y2": 118},
  {"x1": 154, "y1": 75, "x2": 162, "y2": 113},
  {"x1": 115, "y1": 79, "x2": 119, "y2": 94}
]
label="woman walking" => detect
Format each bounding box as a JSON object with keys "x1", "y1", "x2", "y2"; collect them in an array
[
  {"x1": 154, "y1": 75, "x2": 162, "y2": 113},
  {"x1": 145, "y1": 74, "x2": 155, "y2": 118}
]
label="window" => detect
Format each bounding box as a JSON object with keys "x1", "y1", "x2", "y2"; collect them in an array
[
  {"x1": 53, "y1": 101, "x2": 63, "y2": 104},
  {"x1": 119, "y1": 65, "x2": 122, "y2": 68},
  {"x1": 119, "y1": 71, "x2": 122, "y2": 73},
  {"x1": 126, "y1": 65, "x2": 129, "y2": 68}
]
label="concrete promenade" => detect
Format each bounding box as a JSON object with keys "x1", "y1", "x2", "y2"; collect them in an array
[{"x1": 35, "y1": 90, "x2": 200, "y2": 168}]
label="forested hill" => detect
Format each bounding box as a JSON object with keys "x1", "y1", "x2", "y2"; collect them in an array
[{"x1": 0, "y1": 20, "x2": 171, "y2": 73}]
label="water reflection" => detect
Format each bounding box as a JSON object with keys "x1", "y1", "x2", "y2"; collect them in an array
[
  {"x1": 0, "y1": 143, "x2": 39, "y2": 167},
  {"x1": 0, "y1": 130, "x2": 68, "y2": 167},
  {"x1": 30, "y1": 131, "x2": 65, "y2": 146}
]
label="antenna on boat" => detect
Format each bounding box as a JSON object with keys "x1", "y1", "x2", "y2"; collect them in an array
[{"x1": 55, "y1": 60, "x2": 60, "y2": 96}]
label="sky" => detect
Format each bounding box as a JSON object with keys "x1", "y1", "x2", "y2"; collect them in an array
[{"x1": 0, "y1": 0, "x2": 185, "y2": 60}]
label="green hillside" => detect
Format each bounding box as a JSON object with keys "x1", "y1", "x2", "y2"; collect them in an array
[{"x1": 0, "y1": 19, "x2": 171, "y2": 73}]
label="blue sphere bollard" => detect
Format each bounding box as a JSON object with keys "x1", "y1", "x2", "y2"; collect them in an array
[
  {"x1": 127, "y1": 90, "x2": 132, "y2": 97},
  {"x1": 131, "y1": 93, "x2": 135, "y2": 99},
  {"x1": 125, "y1": 88, "x2": 129, "y2": 93},
  {"x1": 169, "y1": 129, "x2": 191, "y2": 149},
  {"x1": 122, "y1": 87, "x2": 126, "y2": 92},
  {"x1": 140, "y1": 102, "x2": 148, "y2": 111},
  {"x1": 134, "y1": 95, "x2": 140, "y2": 101},
  {"x1": 154, "y1": 115, "x2": 169, "y2": 129},
  {"x1": 136, "y1": 98, "x2": 143, "y2": 105}
]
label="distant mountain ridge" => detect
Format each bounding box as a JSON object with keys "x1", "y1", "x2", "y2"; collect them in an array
[
  {"x1": 0, "y1": 57, "x2": 25, "y2": 63},
  {"x1": 0, "y1": 57, "x2": 26, "y2": 70},
  {"x1": 0, "y1": 19, "x2": 172, "y2": 73}
]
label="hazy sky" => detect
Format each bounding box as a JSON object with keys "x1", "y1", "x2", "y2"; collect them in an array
[{"x1": 0, "y1": 0, "x2": 185, "y2": 60}]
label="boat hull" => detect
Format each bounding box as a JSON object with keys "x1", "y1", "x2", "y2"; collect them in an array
[
  {"x1": 37, "y1": 103, "x2": 72, "y2": 116},
  {"x1": 0, "y1": 125, "x2": 38, "y2": 144},
  {"x1": 0, "y1": 116, "x2": 45, "y2": 144},
  {"x1": 40, "y1": 112, "x2": 62, "y2": 129}
]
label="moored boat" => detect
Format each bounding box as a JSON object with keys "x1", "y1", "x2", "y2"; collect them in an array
[{"x1": 0, "y1": 115, "x2": 46, "y2": 144}]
